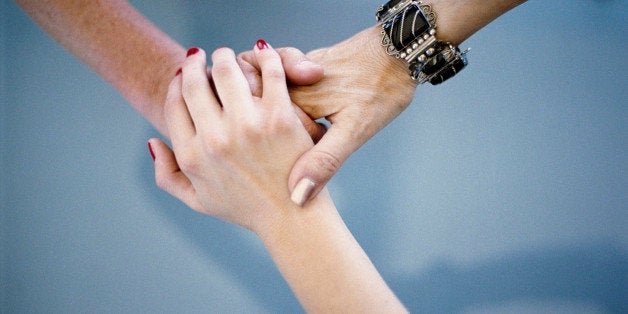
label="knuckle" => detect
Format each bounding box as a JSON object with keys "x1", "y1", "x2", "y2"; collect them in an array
[
  {"x1": 240, "y1": 121, "x2": 265, "y2": 141},
  {"x1": 309, "y1": 150, "x2": 342, "y2": 178},
  {"x1": 181, "y1": 78, "x2": 206, "y2": 97},
  {"x1": 267, "y1": 109, "x2": 298, "y2": 135},
  {"x1": 177, "y1": 152, "x2": 201, "y2": 174},
  {"x1": 203, "y1": 136, "x2": 231, "y2": 158},
  {"x1": 171, "y1": 144, "x2": 203, "y2": 174},
  {"x1": 210, "y1": 61, "x2": 235, "y2": 79},
  {"x1": 263, "y1": 66, "x2": 285, "y2": 81}
]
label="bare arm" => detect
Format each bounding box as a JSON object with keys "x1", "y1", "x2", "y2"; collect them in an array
[
  {"x1": 15, "y1": 0, "x2": 185, "y2": 135},
  {"x1": 431, "y1": 0, "x2": 528, "y2": 45},
  {"x1": 260, "y1": 194, "x2": 407, "y2": 313}
]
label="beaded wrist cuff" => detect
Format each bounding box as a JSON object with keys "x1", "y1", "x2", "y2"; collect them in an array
[{"x1": 376, "y1": 0, "x2": 468, "y2": 85}]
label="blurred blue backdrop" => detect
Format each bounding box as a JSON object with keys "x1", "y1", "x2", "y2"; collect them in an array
[{"x1": 1, "y1": 0, "x2": 626, "y2": 312}]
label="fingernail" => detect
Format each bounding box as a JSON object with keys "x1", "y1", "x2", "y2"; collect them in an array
[
  {"x1": 186, "y1": 47, "x2": 199, "y2": 57},
  {"x1": 290, "y1": 178, "x2": 316, "y2": 206},
  {"x1": 175, "y1": 68, "x2": 182, "y2": 76},
  {"x1": 147, "y1": 141, "x2": 156, "y2": 161},
  {"x1": 256, "y1": 39, "x2": 268, "y2": 50}
]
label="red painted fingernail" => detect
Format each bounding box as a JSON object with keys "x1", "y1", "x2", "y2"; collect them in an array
[
  {"x1": 256, "y1": 39, "x2": 268, "y2": 50},
  {"x1": 147, "y1": 141, "x2": 156, "y2": 161},
  {"x1": 186, "y1": 47, "x2": 199, "y2": 57},
  {"x1": 175, "y1": 68, "x2": 182, "y2": 76}
]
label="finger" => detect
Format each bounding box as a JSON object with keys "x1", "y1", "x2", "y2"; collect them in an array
[
  {"x1": 148, "y1": 138, "x2": 202, "y2": 211},
  {"x1": 181, "y1": 47, "x2": 222, "y2": 131},
  {"x1": 288, "y1": 123, "x2": 365, "y2": 206},
  {"x1": 239, "y1": 46, "x2": 324, "y2": 86},
  {"x1": 254, "y1": 40, "x2": 291, "y2": 109},
  {"x1": 236, "y1": 55, "x2": 262, "y2": 97},
  {"x1": 211, "y1": 47, "x2": 254, "y2": 116},
  {"x1": 292, "y1": 104, "x2": 327, "y2": 143},
  {"x1": 277, "y1": 47, "x2": 324, "y2": 85},
  {"x1": 165, "y1": 73, "x2": 195, "y2": 145}
]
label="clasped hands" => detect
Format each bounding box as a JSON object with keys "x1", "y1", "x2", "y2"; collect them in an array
[
  {"x1": 150, "y1": 43, "x2": 320, "y2": 233},
  {"x1": 150, "y1": 27, "x2": 418, "y2": 229}
]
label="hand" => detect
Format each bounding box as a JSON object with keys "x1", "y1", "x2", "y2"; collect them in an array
[
  {"x1": 238, "y1": 47, "x2": 327, "y2": 143},
  {"x1": 241, "y1": 26, "x2": 418, "y2": 205},
  {"x1": 148, "y1": 44, "x2": 319, "y2": 234}
]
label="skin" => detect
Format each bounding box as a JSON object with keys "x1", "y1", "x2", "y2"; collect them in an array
[
  {"x1": 15, "y1": 0, "x2": 527, "y2": 310},
  {"x1": 149, "y1": 45, "x2": 407, "y2": 312},
  {"x1": 15, "y1": 0, "x2": 527, "y2": 205},
  {"x1": 241, "y1": 0, "x2": 529, "y2": 204},
  {"x1": 13, "y1": 0, "x2": 326, "y2": 138}
]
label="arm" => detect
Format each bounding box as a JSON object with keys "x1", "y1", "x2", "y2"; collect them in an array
[
  {"x1": 242, "y1": 0, "x2": 527, "y2": 205},
  {"x1": 14, "y1": 0, "x2": 325, "y2": 138},
  {"x1": 262, "y1": 191, "x2": 406, "y2": 313},
  {"x1": 15, "y1": 0, "x2": 184, "y2": 135},
  {"x1": 148, "y1": 45, "x2": 406, "y2": 312}
]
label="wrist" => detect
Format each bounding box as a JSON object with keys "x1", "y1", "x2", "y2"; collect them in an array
[
  {"x1": 362, "y1": 25, "x2": 418, "y2": 106},
  {"x1": 256, "y1": 190, "x2": 406, "y2": 312},
  {"x1": 375, "y1": 1, "x2": 471, "y2": 84},
  {"x1": 374, "y1": 0, "x2": 524, "y2": 85},
  {"x1": 255, "y1": 189, "x2": 336, "y2": 244}
]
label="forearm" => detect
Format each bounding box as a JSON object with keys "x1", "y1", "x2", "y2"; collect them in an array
[
  {"x1": 15, "y1": 0, "x2": 185, "y2": 135},
  {"x1": 259, "y1": 192, "x2": 407, "y2": 313},
  {"x1": 428, "y1": 0, "x2": 527, "y2": 45}
]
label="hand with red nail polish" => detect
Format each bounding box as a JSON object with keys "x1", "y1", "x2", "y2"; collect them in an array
[
  {"x1": 237, "y1": 43, "x2": 326, "y2": 144},
  {"x1": 147, "y1": 45, "x2": 406, "y2": 313},
  {"x1": 151, "y1": 45, "x2": 318, "y2": 231}
]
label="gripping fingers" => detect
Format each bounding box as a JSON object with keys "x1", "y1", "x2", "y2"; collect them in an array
[{"x1": 239, "y1": 46, "x2": 324, "y2": 86}]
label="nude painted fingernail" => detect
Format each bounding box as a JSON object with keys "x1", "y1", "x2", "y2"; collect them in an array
[{"x1": 290, "y1": 178, "x2": 316, "y2": 206}]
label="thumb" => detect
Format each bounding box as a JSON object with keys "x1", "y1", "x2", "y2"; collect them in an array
[
  {"x1": 289, "y1": 124, "x2": 362, "y2": 206},
  {"x1": 277, "y1": 47, "x2": 324, "y2": 86},
  {"x1": 148, "y1": 138, "x2": 202, "y2": 211}
]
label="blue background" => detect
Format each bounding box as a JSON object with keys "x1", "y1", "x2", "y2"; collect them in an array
[{"x1": 1, "y1": 0, "x2": 626, "y2": 312}]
